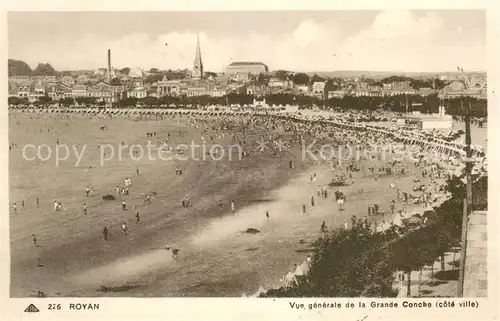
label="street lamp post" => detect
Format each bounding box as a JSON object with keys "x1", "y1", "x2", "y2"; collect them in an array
[{"x1": 457, "y1": 73, "x2": 473, "y2": 297}]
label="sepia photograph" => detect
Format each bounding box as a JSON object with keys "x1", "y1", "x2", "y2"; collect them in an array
[{"x1": 6, "y1": 8, "x2": 489, "y2": 302}]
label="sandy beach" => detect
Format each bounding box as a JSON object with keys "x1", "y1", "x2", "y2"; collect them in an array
[{"x1": 8, "y1": 112, "x2": 469, "y2": 297}]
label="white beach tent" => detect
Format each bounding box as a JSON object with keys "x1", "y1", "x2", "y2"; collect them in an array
[
  {"x1": 392, "y1": 213, "x2": 404, "y2": 227},
  {"x1": 283, "y1": 272, "x2": 296, "y2": 287}
]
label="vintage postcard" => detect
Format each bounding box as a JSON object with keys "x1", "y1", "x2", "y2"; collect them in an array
[{"x1": 0, "y1": 0, "x2": 498, "y2": 320}]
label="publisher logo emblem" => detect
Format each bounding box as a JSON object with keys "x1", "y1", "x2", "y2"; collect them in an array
[{"x1": 24, "y1": 304, "x2": 40, "y2": 313}]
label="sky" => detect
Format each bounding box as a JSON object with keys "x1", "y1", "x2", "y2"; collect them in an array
[{"x1": 8, "y1": 10, "x2": 486, "y2": 72}]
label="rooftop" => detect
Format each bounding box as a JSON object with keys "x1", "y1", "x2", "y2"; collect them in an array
[{"x1": 228, "y1": 62, "x2": 267, "y2": 67}]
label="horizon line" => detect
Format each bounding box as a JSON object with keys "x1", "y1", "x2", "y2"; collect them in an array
[{"x1": 7, "y1": 60, "x2": 486, "y2": 75}]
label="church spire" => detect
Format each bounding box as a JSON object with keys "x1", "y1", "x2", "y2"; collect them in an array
[{"x1": 192, "y1": 35, "x2": 203, "y2": 80}]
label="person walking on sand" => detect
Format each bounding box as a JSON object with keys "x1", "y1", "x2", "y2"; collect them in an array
[
  {"x1": 136, "y1": 166, "x2": 140, "y2": 175},
  {"x1": 121, "y1": 222, "x2": 129, "y2": 235},
  {"x1": 320, "y1": 221, "x2": 327, "y2": 233},
  {"x1": 218, "y1": 199, "x2": 223, "y2": 212},
  {"x1": 83, "y1": 203, "x2": 87, "y2": 215},
  {"x1": 311, "y1": 196, "x2": 315, "y2": 207},
  {"x1": 103, "y1": 225, "x2": 109, "y2": 241},
  {"x1": 338, "y1": 197, "x2": 344, "y2": 211},
  {"x1": 344, "y1": 220, "x2": 349, "y2": 230},
  {"x1": 86, "y1": 186, "x2": 90, "y2": 197},
  {"x1": 32, "y1": 234, "x2": 37, "y2": 246},
  {"x1": 13, "y1": 203, "x2": 17, "y2": 213},
  {"x1": 135, "y1": 212, "x2": 140, "y2": 224},
  {"x1": 53, "y1": 201, "x2": 58, "y2": 212},
  {"x1": 121, "y1": 200, "x2": 127, "y2": 211},
  {"x1": 231, "y1": 201, "x2": 235, "y2": 213},
  {"x1": 302, "y1": 204, "x2": 306, "y2": 214},
  {"x1": 165, "y1": 245, "x2": 180, "y2": 258}
]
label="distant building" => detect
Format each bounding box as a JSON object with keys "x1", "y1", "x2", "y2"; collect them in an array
[
  {"x1": 192, "y1": 37, "x2": 204, "y2": 80},
  {"x1": 445, "y1": 81, "x2": 466, "y2": 92},
  {"x1": 229, "y1": 72, "x2": 252, "y2": 83},
  {"x1": 210, "y1": 88, "x2": 227, "y2": 97},
  {"x1": 60, "y1": 76, "x2": 75, "y2": 87},
  {"x1": 9, "y1": 76, "x2": 31, "y2": 83},
  {"x1": 86, "y1": 82, "x2": 124, "y2": 103},
  {"x1": 72, "y1": 85, "x2": 88, "y2": 97},
  {"x1": 186, "y1": 86, "x2": 227, "y2": 97},
  {"x1": 354, "y1": 89, "x2": 369, "y2": 97},
  {"x1": 416, "y1": 106, "x2": 453, "y2": 130},
  {"x1": 295, "y1": 84, "x2": 309, "y2": 93},
  {"x1": 326, "y1": 90, "x2": 347, "y2": 99},
  {"x1": 469, "y1": 75, "x2": 486, "y2": 89},
  {"x1": 418, "y1": 87, "x2": 437, "y2": 96},
  {"x1": 387, "y1": 88, "x2": 418, "y2": 96},
  {"x1": 157, "y1": 78, "x2": 182, "y2": 96},
  {"x1": 228, "y1": 82, "x2": 245, "y2": 93},
  {"x1": 17, "y1": 84, "x2": 31, "y2": 98},
  {"x1": 246, "y1": 84, "x2": 266, "y2": 96},
  {"x1": 127, "y1": 87, "x2": 147, "y2": 99},
  {"x1": 133, "y1": 79, "x2": 144, "y2": 88},
  {"x1": 368, "y1": 85, "x2": 383, "y2": 97},
  {"x1": 268, "y1": 77, "x2": 293, "y2": 89},
  {"x1": 76, "y1": 75, "x2": 89, "y2": 84},
  {"x1": 48, "y1": 83, "x2": 72, "y2": 101},
  {"x1": 226, "y1": 62, "x2": 268, "y2": 75},
  {"x1": 312, "y1": 81, "x2": 326, "y2": 98},
  {"x1": 87, "y1": 86, "x2": 112, "y2": 101},
  {"x1": 34, "y1": 82, "x2": 46, "y2": 96}
]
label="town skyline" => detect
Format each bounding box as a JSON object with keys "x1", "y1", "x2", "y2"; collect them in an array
[{"x1": 8, "y1": 10, "x2": 486, "y2": 73}]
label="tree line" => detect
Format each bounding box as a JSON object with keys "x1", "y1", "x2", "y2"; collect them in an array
[{"x1": 8, "y1": 93, "x2": 487, "y2": 118}]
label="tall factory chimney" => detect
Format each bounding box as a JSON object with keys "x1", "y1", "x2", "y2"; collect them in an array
[{"x1": 107, "y1": 49, "x2": 112, "y2": 83}]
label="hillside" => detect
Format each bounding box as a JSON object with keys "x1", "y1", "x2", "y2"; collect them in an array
[{"x1": 8, "y1": 59, "x2": 32, "y2": 77}]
